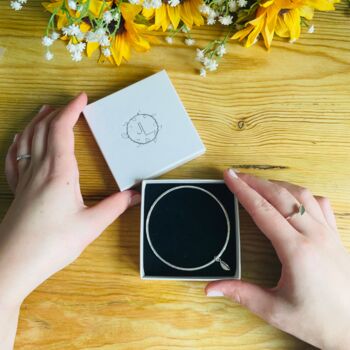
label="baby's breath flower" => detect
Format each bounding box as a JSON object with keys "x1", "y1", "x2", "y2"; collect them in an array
[
  {"x1": 103, "y1": 11, "x2": 113, "y2": 24},
  {"x1": 219, "y1": 15, "x2": 233, "y2": 25},
  {"x1": 71, "y1": 51, "x2": 82, "y2": 62},
  {"x1": 165, "y1": 36, "x2": 173, "y2": 44},
  {"x1": 182, "y1": 25, "x2": 190, "y2": 33},
  {"x1": 102, "y1": 47, "x2": 111, "y2": 57},
  {"x1": 199, "y1": 4, "x2": 210, "y2": 15},
  {"x1": 114, "y1": 11, "x2": 121, "y2": 21},
  {"x1": 167, "y1": 24, "x2": 174, "y2": 30},
  {"x1": 10, "y1": 1, "x2": 23, "y2": 10},
  {"x1": 62, "y1": 24, "x2": 81, "y2": 37},
  {"x1": 208, "y1": 8, "x2": 218, "y2": 17},
  {"x1": 216, "y1": 44, "x2": 226, "y2": 56},
  {"x1": 18, "y1": 0, "x2": 27, "y2": 3},
  {"x1": 169, "y1": 0, "x2": 180, "y2": 6},
  {"x1": 204, "y1": 57, "x2": 218, "y2": 71},
  {"x1": 185, "y1": 38, "x2": 195, "y2": 46},
  {"x1": 100, "y1": 35, "x2": 110, "y2": 46},
  {"x1": 129, "y1": 0, "x2": 141, "y2": 4},
  {"x1": 238, "y1": 0, "x2": 248, "y2": 7},
  {"x1": 68, "y1": 0, "x2": 77, "y2": 10},
  {"x1": 196, "y1": 48, "x2": 205, "y2": 62},
  {"x1": 42, "y1": 36, "x2": 54, "y2": 47},
  {"x1": 51, "y1": 31, "x2": 60, "y2": 40},
  {"x1": 308, "y1": 24, "x2": 315, "y2": 33},
  {"x1": 86, "y1": 29, "x2": 105, "y2": 42},
  {"x1": 228, "y1": 0, "x2": 237, "y2": 12},
  {"x1": 199, "y1": 68, "x2": 206, "y2": 77},
  {"x1": 152, "y1": 0, "x2": 162, "y2": 7},
  {"x1": 67, "y1": 42, "x2": 86, "y2": 54},
  {"x1": 207, "y1": 16, "x2": 216, "y2": 25},
  {"x1": 45, "y1": 51, "x2": 54, "y2": 61}
]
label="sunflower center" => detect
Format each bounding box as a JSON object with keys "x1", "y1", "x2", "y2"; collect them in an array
[{"x1": 112, "y1": 17, "x2": 125, "y2": 34}]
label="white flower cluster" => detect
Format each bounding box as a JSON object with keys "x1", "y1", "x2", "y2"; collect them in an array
[
  {"x1": 62, "y1": 24, "x2": 84, "y2": 40},
  {"x1": 199, "y1": 0, "x2": 247, "y2": 25},
  {"x1": 40, "y1": 0, "x2": 121, "y2": 61},
  {"x1": 141, "y1": 0, "x2": 162, "y2": 9},
  {"x1": 10, "y1": 0, "x2": 27, "y2": 11},
  {"x1": 196, "y1": 43, "x2": 227, "y2": 76},
  {"x1": 41, "y1": 32, "x2": 60, "y2": 61},
  {"x1": 66, "y1": 42, "x2": 86, "y2": 61},
  {"x1": 86, "y1": 27, "x2": 112, "y2": 56}
]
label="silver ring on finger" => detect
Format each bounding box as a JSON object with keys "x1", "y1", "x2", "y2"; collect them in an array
[
  {"x1": 16, "y1": 154, "x2": 31, "y2": 162},
  {"x1": 286, "y1": 203, "x2": 306, "y2": 221}
]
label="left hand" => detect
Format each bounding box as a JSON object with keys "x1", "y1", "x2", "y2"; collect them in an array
[{"x1": 0, "y1": 93, "x2": 140, "y2": 308}]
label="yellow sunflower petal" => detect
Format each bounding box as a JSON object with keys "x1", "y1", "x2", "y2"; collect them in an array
[
  {"x1": 261, "y1": 0, "x2": 275, "y2": 7},
  {"x1": 42, "y1": 0, "x2": 63, "y2": 13},
  {"x1": 303, "y1": 0, "x2": 338, "y2": 11},
  {"x1": 231, "y1": 25, "x2": 254, "y2": 41},
  {"x1": 299, "y1": 5, "x2": 314, "y2": 19},
  {"x1": 121, "y1": 3, "x2": 142, "y2": 19},
  {"x1": 246, "y1": 15, "x2": 265, "y2": 47},
  {"x1": 57, "y1": 14, "x2": 68, "y2": 29},
  {"x1": 180, "y1": 1, "x2": 194, "y2": 29},
  {"x1": 111, "y1": 34, "x2": 124, "y2": 65},
  {"x1": 142, "y1": 7, "x2": 155, "y2": 20},
  {"x1": 262, "y1": 4, "x2": 278, "y2": 48},
  {"x1": 86, "y1": 42, "x2": 100, "y2": 57},
  {"x1": 167, "y1": 5, "x2": 181, "y2": 29},
  {"x1": 80, "y1": 21, "x2": 90, "y2": 33},
  {"x1": 91, "y1": 0, "x2": 113, "y2": 17},
  {"x1": 275, "y1": 15, "x2": 289, "y2": 37},
  {"x1": 283, "y1": 8, "x2": 301, "y2": 40},
  {"x1": 120, "y1": 34, "x2": 131, "y2": 62},
  {"x1": 190, "y1": 0, "x2": 204, "y2": 26}
]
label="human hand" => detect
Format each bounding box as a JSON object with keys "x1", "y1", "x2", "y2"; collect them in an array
[
  {"x1": 206, "y1": 170, "x2": 350, "y2": 349},
  {"x1": 0, "y1": 93, "x2": 141, "y2": 308}
]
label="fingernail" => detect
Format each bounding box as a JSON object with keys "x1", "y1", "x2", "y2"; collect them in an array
[
  {"x1": 129, "y1": 193, "x2": 141, "y2": 207},
  {"x1": 207, "y1": 290, "x2": 224, "y2": 297},
  {"x1": 228, "y1": 168, "x2": 238, "y2": 179},
  {"x1": 39, "y1": 104, "x2": 49, "y2": 113},
  {"x1": 13, "y1": 133, "x2": 18, "y2": 143}
]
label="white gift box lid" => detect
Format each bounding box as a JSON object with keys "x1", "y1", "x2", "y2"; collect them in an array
[{"x1": 83, "y1": 70, "x2": 206, "y2": 191}]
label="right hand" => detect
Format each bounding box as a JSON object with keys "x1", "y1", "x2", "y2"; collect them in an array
[{"x1": 206, "y1": 169, "x2": 350, "y2": 350}]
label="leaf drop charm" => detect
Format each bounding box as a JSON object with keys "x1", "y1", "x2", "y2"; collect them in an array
[{"x1": 215, "y1": 256, "x2": 231, "y2": 271}]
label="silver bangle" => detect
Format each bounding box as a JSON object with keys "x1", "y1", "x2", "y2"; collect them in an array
[{"x1": 145, "y1": 185, "x2": 231, "y2": 272}]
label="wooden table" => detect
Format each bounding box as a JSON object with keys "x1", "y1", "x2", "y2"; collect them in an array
[{"x1": 0, "y1": 1, "x2": 349, "y2": 348}]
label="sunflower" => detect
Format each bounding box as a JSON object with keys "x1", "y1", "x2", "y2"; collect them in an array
[
  {"x1": 97, "y1": 3, "x2": 153, "y2": 65},
  {"x1": 42, "y1": 0, "x2": 153, "y2": 65},
  {"x1": 232, "y1": 0, "x2": 339, "y2": 48},
  {"x1": 142, "y1": 0, "x2": 204, "y2": 31}
]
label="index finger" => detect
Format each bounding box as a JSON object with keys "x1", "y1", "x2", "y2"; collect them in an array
[
  {"x1": 47, "y1": 92, "x2": 88, "y2": 157},
  {"x1": 224, "y1": 169, "x2": 299, "y2": 258}
]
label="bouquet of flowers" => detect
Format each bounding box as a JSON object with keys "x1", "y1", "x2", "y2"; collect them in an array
[{"x1": 10, "y1": 0, "x2": 339, "y2": 75}]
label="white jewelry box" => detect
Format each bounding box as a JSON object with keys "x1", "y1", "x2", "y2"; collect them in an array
[
  {"x1": 83, "y1": 70, "x2": 206, "y2": 191},
  {"x1": 140, "y1": 179, "x2": 241, "y2": 281}
]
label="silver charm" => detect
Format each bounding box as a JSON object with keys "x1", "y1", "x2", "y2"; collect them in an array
[{"x1": 215, "y1": 256, "x2": 231, "y2": 271}]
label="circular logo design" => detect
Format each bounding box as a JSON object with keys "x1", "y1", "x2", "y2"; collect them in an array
[{"x1": 122, "y1": 113, "x2": 160, "y2": 145}]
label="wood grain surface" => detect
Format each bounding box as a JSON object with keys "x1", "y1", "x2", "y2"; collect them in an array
[{"x1": 0, "y1": 0, "x2": 349, "y2": 348}]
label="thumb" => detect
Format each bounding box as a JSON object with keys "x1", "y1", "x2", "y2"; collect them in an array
[
  {"x1": 83, "y1": 190, "x2": 141, "y2": 238},
  {"x1": 205, "y1": 280, "x2": 275, "y2": 321}
]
